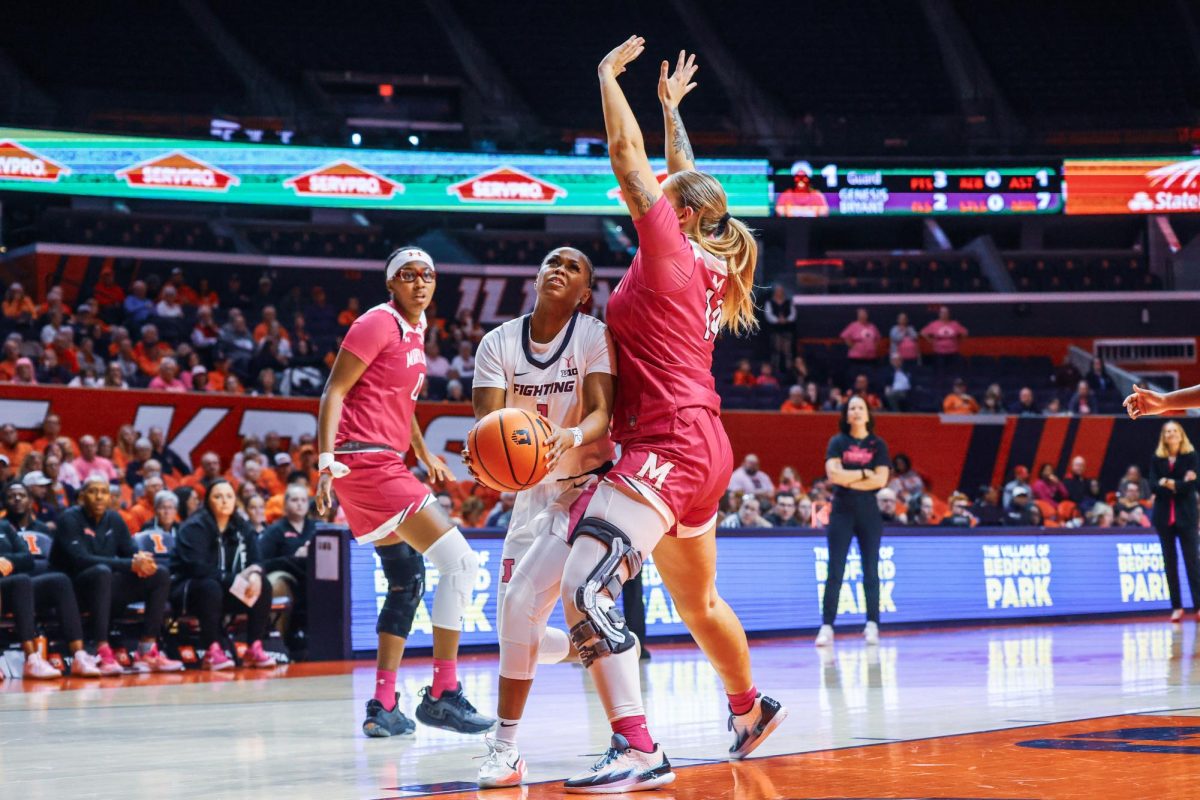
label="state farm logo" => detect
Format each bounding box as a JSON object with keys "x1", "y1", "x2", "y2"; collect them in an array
[
  {"x1": 116, "y1": 151, "x2": 239, "y2": 192},
  {"x1": 447, "y1": 166, "x2": 566, "y2": 204},
  {"x1": 1147, "y1": 158, "x2": 1200, "y2": 190},
  {"x1": 283, "y1": 160, "x2": 403, "y2": 199},
  {"x1": 0, "y1": 141, "x2": 70, "y2": 182},
  {"x1": 606, "y1": 170, "x2": 668, "y2": 203}
]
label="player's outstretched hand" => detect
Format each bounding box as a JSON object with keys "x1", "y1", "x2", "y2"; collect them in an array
[
  {"x1": 599, "y1": 35, "x2": 645, "y2": 80},
  {"x1": 544, "y1": 426, "x2": 577, "y2": 473},
  {"x1": 424, "y1": 454, "x2": 455, "y2": 486},
  {"x1": 658, "y1": 50, "x2": 698, "y2": 110},
  {"x1": 1123, "y1": 384, "x2": 1168, "y2": 419},
  {"x1": 315, "y1": 473, "x2": 334, "y2": 516}
]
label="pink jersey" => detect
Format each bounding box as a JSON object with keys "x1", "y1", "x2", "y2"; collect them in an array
[
  {"x1": 605, "y1": 195, "x2": 727, "y2": 442},
  {"x1": 336, "y1": 302, "x2": 427, "y2": 454},
  {"x1": 840, "y1": 321, "x2": 881, "y2": 360},
  {"x1": 921, "y1": 319, "x2": 967, "y2": 355}
]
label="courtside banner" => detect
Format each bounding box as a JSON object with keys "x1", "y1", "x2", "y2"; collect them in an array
[
  {"x1": 347, "y1": 529, "x2": 1190, "y2": 651},
  {"x1": 1063, "y1": 157, "x2": 1200, "y2": 215},
  {"x1": 0, "y1": 128, "x2": 770, "y2": 216}
]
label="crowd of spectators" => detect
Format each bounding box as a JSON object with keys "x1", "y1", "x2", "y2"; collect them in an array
[
  {"x1": 717, "y1": 451, "x2": 1163, "y2": 532},
  {"x1": 0, "y1": 268, "x2": 482, "y2": 403}
]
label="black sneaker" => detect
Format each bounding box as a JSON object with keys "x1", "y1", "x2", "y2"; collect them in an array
[
  {"x1": 362, "y1": 694, "x2": 416, "y2": 738},
  {"x1": 415, "y1": 682, "x2": 495, "y2": 734}
]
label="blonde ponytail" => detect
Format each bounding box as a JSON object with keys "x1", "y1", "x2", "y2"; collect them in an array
[{"x1": 664, "y1": 170, "x2": 760, "y2": 336}]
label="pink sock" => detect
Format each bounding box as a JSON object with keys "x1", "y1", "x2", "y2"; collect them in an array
[
  {"x1": 97, "y1": 643, "x2": 116, "y2": 663},
  {"x1": 431, "y1": 658, "x2": 457, "y2": 698},
  {"x1": 374, "y1": 669, "x2": 397, "y2": 709},
  {"x1": 612, "y1": 714, "x2": 654, "y2": 753},
  {"x1": 728, "y1": 685, "x2": 758, "y2": 716}
]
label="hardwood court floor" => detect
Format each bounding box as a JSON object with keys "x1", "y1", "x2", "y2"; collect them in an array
[{"x1": 5, "y1": 617, "x2": 1200, "y2": 799}]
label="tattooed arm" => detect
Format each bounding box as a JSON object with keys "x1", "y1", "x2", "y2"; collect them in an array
[
  {"x1": 659, "y1": 50, "x2": 698, "y2": 174},
  {"x1": 599, "y1": 36, "x2": 661, "y2": 220}
]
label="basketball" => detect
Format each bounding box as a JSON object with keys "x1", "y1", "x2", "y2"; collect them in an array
[{"x1": 468, "y1": 408, "x2": 553, "y2": 492}]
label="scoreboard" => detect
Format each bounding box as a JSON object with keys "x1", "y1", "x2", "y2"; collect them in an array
[{"x1": 773, "y1": 162, "x2": 1063, "y2": 216}]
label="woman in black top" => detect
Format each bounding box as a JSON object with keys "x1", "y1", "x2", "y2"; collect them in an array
[
  {"x1": 1148, "y1": 421, "x2": 1200, "y2": 621},
  {"x1": 817, "y1": 396, "x2": 891, "y2": 647},
  {"x1": 170, "y1": 479, "x2": 276, "y2": 670}
]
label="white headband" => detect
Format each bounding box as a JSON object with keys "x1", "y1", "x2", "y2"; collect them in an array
[{"x1": 386, "y1": 248, "x2": 435, "y2": 281}]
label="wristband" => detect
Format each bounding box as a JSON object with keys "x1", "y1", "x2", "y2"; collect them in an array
[
  {"x1": 319, "y1": 452, "x2": 351, "y2": 478},
  {"x1": 569, "y1": 427, "x2": 584, "y2": 448}
]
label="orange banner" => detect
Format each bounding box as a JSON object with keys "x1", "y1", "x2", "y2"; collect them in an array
[{"x1": 1064, "y1": 157, "x2": 1200, "y2": 215}]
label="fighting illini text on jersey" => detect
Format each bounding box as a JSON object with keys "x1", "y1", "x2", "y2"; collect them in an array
[{"x1": 604, "y1": 195, "x2": 727, "y2": 442}]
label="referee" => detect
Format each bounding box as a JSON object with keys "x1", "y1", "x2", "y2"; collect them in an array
[{"x1": 817, "y1": 395, "x2": 891, "y2": 647}]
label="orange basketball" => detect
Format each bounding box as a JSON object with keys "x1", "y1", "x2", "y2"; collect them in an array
[{"x1": 468, "y1": 408, "x2": 553, "y2": 492}]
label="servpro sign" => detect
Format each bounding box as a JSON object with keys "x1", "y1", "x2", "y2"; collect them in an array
[
  {"x1": 283, "y1": 160, "x2": 403, "y2": 199},
  {"x1": 0, "y1": 141, "x2": 69, "y2": 183},
  {"x1": 116, "y1": 151, "x2": 239, "y2": 192},
  {"x1": 447, "y1": 166, "x2": 567, "y2": 204}
]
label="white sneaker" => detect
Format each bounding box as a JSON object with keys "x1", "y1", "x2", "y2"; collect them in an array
[
  {"x1": 814, "y1": 625, "x2": 834, "y2": 647},
  {"x1": 864, "y1": 622, "x2": 880, "y2": 646},
  {"x1": 564, "y1": 734, "x2": 675, "y2": 794},
  {"x1": 71, "y1": 650, "x2": 102, "y2": 678},
  {"x1": 477, "y1": 736, "x2": 527, "y2": 788},
  {"x1": 23, "y1": 652, "x2": 62, "y2": 680},
  {"x1": 728, "y1": 694, "x2": 788, "y2": 760}
]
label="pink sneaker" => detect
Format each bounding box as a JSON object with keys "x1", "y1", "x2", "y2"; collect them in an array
[
  {"x1": 71, "y1": 650, "x2": 102, "y2": 678},
  {"x1": 24, "y1": 652, "x2": 62, "y2": 680},
  {"x1": 202, "y1": 642, "x2": 234, "y2": 671},
  {"x1": 95, "y1": 645, "x2": 125, "y2": 676},
  {"x1": 132, "y1": 645, "x2": 184, "y2": 673},
  {"x1": 245, "y1": 640, "x2": 277, "y2": 669}
]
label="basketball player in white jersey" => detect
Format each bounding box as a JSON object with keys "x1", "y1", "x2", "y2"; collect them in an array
[{"x1": 463, "y1": 246, "x2": 617, "y2": 787}]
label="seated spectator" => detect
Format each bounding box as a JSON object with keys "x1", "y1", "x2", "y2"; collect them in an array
[
  {"x1": 796, "y1": 495, "x2": 816, "y2": 528},
  {"x1": 1087, "y1": 502, "x2": 1115, "y2": 528},
  {"x1": 191, "y1": 305, "x2": 219, "y2": 355},
  {"x1": 1028, "y1": 503, "x2": 1045, "y2": 528},
  {"x1": 764, "y1": 492, "x2": 799, "y2": 526},
  {"x1": 73, "y1": 434, "x2": 118, "y2": 483},
  {"x1": 0, "y1": 335, "x2": 21, "y2": 380},
  {"x1": 3, "y1": 281, "x2": 37, "y2": 326},
  {"x1": 942, "y1": 378, "x2": 979, "y2": 414},
  {"x1": 244, "y1": 494, "x2": 268, "y2": 534},
  {"x1": 127, "y1": 474, "x2": 166, "y2": 532},
  {"x1": 28, "y1": 467, "x2": 67, "y2": 525},
  {"x1": 1068, "y1": 380, "x2": 1095, "y2": 415},
  {"x1": 921, "y1": 305, "x2": 968, "y2": 370},
  {"x1": 32, "y1": 413, "x2": 75, "y2": 454},
  {"x1": 486, "y1": 492, "x2": 516, "y2": 528},
  {"x1": 728, "y1": 453, "x2": 775, "y2": 499},
  {"x1": 255, "y1": 367, "x2": 279, "y2": 397},
  {"x1": 149, "y1": 426, "x2": 189, "y2": 477},
  {"x1": 1043, "y1": 397, "x2": 1064, "y2": 416},
  {"x1": 803, "y1": 381, "x2": 822, "y2": 410},
  {"x1": 163, "y1": 267, "x2": 199, "y2": 307},
  {"x1": 75, "y1": 336, "x2": 105, "y2": 375},
  {"x1": 221, "y1": 274, "x2": 250, "y2": 310},
  {"x1": 220, "y1": 310, "x2": 257, "y2": 377},
  {"x1": 338, "y1": 297, "x2": 361, "y2": 328},
  {"x1": 253, "y1": 305, "x2": 289, "y2": 343},
  {"x1": 1003, "y1": 466, "x2": 1031, "y2": 507},
  {"x1": 92, "y1": 267, "x2": 125, "y2": 322},
  {"x1": 939, "y1": 492, "x2": 976, "y2": 527},
  {"x1": 148, "y1": 357, "x2": 186, "y2": 392},
  {"x1": 889, "y1": 312, "x2": 920, "y2": 362},
  {"x1": 755, "y1": 363, "x2": 779, "y2": 387},
  {"x1": 1079, "y1": 479, "x2": 1104, "y2": 515},
  {"x1": 776, "y1": 466, "x2": 803, "y2": 497},
  {"x1": 1052, "y1": 355, "x2": 1082, "y2": 392},
  {"x1": 0, "y1": 422, "x2": 32, "y2": 467},
  {"x1": 780, "y1": 384, "x2": 814, "y2": 413},
  {"x1": 425, "y1": 339, "x2": 451, "y2": 379},
  {"x1": 124, "y1": 439, "x2": 154, "y2": 487},
  {"x1": 155, "y1": 285, "x2": 184, "y2": 319},
  {"x1": 1114, "y1": 481, "x2": 1146, "y2": 517},
  {"x1": 102, "y1": 360, "x2": 128, "y2": 389},
  {"x1": 36, "y1": 349, "x2": 71, "y2": 385},
  {"x1": 877, "y1": 487, "x2": 907, "y2": 525},
  {"x1": 123, "y1": 280, "x2": 154, "y2": 327},
  {"x1": 1011, "y1": 386, "x2": 1039, "y2": 416},
  {"x1": 194, "y1": 276, "x2": 219, "y2": 309},
  {"x1": 732, "y1": 358, "x2": 756, "y2": 387},
  {"x1": 849, "y1": 373, "x2": 882, "y2": 409},
  {"x1": 175, "y1": 485, "x2": 202, "y2": 519},
  {"x1": 1032, "y1": 463, "x2": 1069, "y2": 504},
  {"x1": 884, "y1": 353, "x2": 912, "y2": 412},
  {"x1": 133, "y1": 324, "x2": 171, "y2": 377},
  {"x1": 720, "y1": 494, "x2": 771, "y2": 529},
  {"x1": 1086, "y1": 357, "x2": 1114, "y2": 393},
  {"x1": 887, "y1": 453, "x2": 924, "y2": 503},
  {"x1": 141, "y1": 490, "x2": 180, "y2": 534},
  {"x1": 170, "y1": 480, "x2": 276, "y2": 670},
  {"x1": 450, "y1": 340, "x2": 476, "y2": 381},
  {"x1": 980, "y1": 384, "x2": 1005, "y2": 415},
  {"x1": 306, "y1": 286, "x2": 337, "y2": 336},
  {"x1": 37, "y1": 285, "x2": 72, "y2": 321},
  {"x1": 1062, "y1": 456, "x2": 1089, "y2": 504},
  {"x1": 821, "y1": 386, "x2": 846, "y2": 411},
  {"x1": 907, "y1": 493, "x2": 939, "y2": 526},
  {"x1": 973, "y1": 486, "x2": 1005, "y2": 526},
  {"x1": 258, "y1": 485, "x2": 317, "y2": 649},
  {"x1": 1003, "y1": 485, "x2": 1035, "y2": 526},
  {"x1": 446, "y1": 379, "x2": 466, "y2": 402},
  {"x1": 1122, "y1": 465, "x2": 1152, "y2": 500},
  {"x1": 52, "y1": 475, "x2": 181, "y2": 673}
]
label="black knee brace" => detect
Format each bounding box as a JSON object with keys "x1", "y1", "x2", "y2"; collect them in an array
[
  {"x1": 568, "y1": 517, "x2": 642, "y2": 667},
  {"x1": 376, "y1": 543, "x2": 425, "y2": 639}
]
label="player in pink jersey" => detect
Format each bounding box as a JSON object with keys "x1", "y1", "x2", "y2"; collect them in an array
[
  {"x1": 316, "y1": 246, "x2": 494, "y2": 739},
  {"x1": 559, "y1": 41, "x2": 786, "y2": 794}
]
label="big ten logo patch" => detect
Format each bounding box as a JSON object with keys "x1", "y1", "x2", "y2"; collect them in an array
[
  {"x1": 813, "y1": 545, "x2": 897, "y2": 617},
  {"x1": 639, "y1": 555, "x2": 682, "y2": 626},
  {"x1": 987, "y1": 633, "x2": 1054, "y2": 695},
  {"x1": 1122, "y1": 627, "x2": 1179, "y2": 685},
  {"x1": 373, "y1": 549, "x2": 494, "y2": 635},
  {"x1": 1116, "y1": 541, "x2": 1169, "y2": 603},
  {"x1": 559, "y1": 356, "x2": 578, "y2": 378},
  {"x1": 982, "y1": 543, "x2": 1052, "y2": 610},
  {"x1": 817, "y1": 646, "x2": 900, "y2": 713}
]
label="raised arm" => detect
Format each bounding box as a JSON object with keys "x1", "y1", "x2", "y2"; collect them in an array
[
  {"x1": 658, "y1": 50, "x2": 698, "y2": 174},
  {"x1": 599, "y1": 36, "x2": 661, "y2": 220}
]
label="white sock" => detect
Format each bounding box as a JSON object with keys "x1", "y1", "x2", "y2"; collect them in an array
[{"x1": 496, "y1": 716, "x2": 520, "y2": 746}]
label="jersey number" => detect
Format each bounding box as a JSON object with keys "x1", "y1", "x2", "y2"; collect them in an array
[
  {"x1": 702, "y1": 289, "x2": 723, "y2": 341},
  {"x1": 536, "y1": 403, "x2": 549, "y2": 419},
  {"x1": 410, "y1": 373, "x2": 425, "y2": 402}
]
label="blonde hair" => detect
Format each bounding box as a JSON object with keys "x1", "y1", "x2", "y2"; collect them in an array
[
  {"x1": 664, "y1": 170, "x2": 759, "y2": 335},
  {"x1": 1156, "y1": 421, "x2": 1195, "y2": 458}
]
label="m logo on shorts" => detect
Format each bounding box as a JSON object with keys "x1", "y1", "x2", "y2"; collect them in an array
[
  {"x1": 511, "y1": 429, "x2": 531, "y2": 446},
  {"x1": 636, "y1": 452, "x2": 676, "y2": 490}
]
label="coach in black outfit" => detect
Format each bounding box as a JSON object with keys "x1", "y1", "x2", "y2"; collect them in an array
[
  {"x1": 818, "y1": 395, "x2": 891, "y2": 647},
  {"x1": 1149, "y1": 421, "x2": 1200, "y2": 622},
  {"x1": 53, "y1": 474, "x2": 171, "y2": 656}
]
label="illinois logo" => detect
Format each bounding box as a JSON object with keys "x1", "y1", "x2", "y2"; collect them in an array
[{"x1": 510, "y1": 429, "x2": 532, "y2": 446}]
